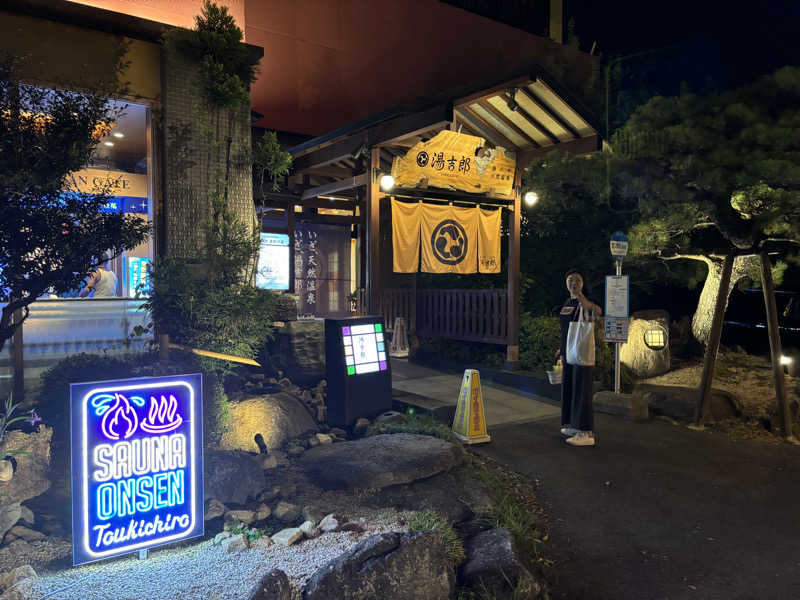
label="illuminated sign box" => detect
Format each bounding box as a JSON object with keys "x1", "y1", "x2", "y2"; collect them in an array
[
  {"x1": 324, "y1": 317, "x2": 392, "y2": 427},
  {"x1": 70, "y1": 374, "x2": 203, "y2": 565},
  {"x1": 256, "y1": 233, "x2": 290, "y2": 290}
]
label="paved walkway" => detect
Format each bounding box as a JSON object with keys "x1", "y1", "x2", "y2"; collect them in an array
[
  {"x1": 479, "y1": 416, "x2": 800, "y2": 600},
  {"x1": 394, "y1": 361, "x2": 800, "y2": 599},
  {"x1": 391, "y1": 359, "x2": 559, "y2": 427}
]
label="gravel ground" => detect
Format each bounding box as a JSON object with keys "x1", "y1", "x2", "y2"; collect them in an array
[{"x1": 32, "y1": 523, "x2": 403, "y2": 600}]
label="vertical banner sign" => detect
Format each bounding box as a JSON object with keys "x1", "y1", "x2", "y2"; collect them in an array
[
  {"x1": 70, "y1": 374, "x2": 203, "y2": 565},
  {"x1": 452, "y1": 370, "x2": 491, "y2": 445}
]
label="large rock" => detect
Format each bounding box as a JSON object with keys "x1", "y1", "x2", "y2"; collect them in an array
[
  {"x1": 281, "y1": 320, "x2": 325, "y2": 384},
  {"x1": 249, "y1": 569, "x2": 293, "y2": 600},
  {"x1": 220, "y1": 393, "x2": 318, "y2": 453},
  {"x1": 204, "y1": 451, "x2": 265, "y2": 505},
  {"x1": 0, "y1": 504, "x2": 21, "y2": 545},
  {"x1": 460, "y1": 528, "x2": 541, "y2": 599},
  {"x1": 620, "y1": 310, "x2": 671, "y2": 378},
  {"x1": 299, "y1": 434, "x2": 464, "y2": 490},
  {"x1": 273, "y1": 294, "x2": 298, "y2": 322},
  {"x1": 0, "y1": 427, "x2": 53, "y2": 540},
  {"x1": 593, "y1": 391, "x2": 649, "y2": 422},
  {"x1": 303, "y1": 531, "x2": 454, "y2": 600},
  {"x1": 635, "y1": 384, "x2": 740, "y2": 422}
]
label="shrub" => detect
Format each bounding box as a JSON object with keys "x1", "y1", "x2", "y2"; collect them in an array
[
  {"x1": 411, "y1": 338, "x2": 505, "y2": 369},
  {"x1": 519, "y1": 314, "x2": 560, "y2": 372},
  {"x1": 366, "y1": 413, "x2": 459, "y2": 444},
  {"x1": 408, "y1": 510, "x2": 465, "y2": 568}
]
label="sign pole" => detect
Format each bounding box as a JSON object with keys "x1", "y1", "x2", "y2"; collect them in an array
[
  {"x1": 606, "y1": 231, "x2": 630, "y2": 395},
  {"x1": 614, "y1": 258, "x2": 622, "y2": 394}
]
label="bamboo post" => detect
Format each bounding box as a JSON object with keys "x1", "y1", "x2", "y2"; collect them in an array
[
  {"x1": 505, "y1": 172, "x2": 522, "y2": 370},
  {"x1": 759, "y1": 251, "x2": 793, "y2": 439},
  {"x1": 366, "y1": 147, "x2": 382, "y2": 315},
  {"x1": 696, "y1": 254, "x2": 733, "y2": 425},
  {"x1": 159, "y1": 333, "x2": 170, "y2": 363},
  {"x1": 12, "y1": 308, "x2": 24, "y2": 403}
]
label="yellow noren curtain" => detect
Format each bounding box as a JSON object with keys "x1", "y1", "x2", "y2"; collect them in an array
[
  {"x1": 391, "y1": 199, "x2": 421, "y2": 273},
  {"x1": 420, "y1": 203, "x2": 478, "y2": 274},
  {"x1": 478, "y1": 207, "x2": 502, "y2": 273}
]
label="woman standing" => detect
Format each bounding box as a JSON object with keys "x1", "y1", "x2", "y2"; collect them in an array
[{"x1": 555, "y1": 269, "x2": 602, "y2": 447}]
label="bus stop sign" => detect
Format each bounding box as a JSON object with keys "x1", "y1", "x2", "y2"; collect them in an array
[{"x1": 610, "y1": 231, "x2": 629, "y2": 260}]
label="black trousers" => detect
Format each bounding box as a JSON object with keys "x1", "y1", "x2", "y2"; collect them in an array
[{"x1": 561, "y1": 363, "x2": 594, "y2": 432}]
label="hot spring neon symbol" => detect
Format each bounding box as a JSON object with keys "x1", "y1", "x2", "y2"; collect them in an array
[{"x1": 70, "y1": 374, "x2": 203, "y2": 566}]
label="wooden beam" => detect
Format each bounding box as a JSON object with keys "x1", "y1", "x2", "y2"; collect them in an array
[
  {"x1": 293, "y1": 104, "x2": 452, "y2": 172},
  {"x1": 375, "y1": 121, "x2": 450, "y2": 148},
  {"x1": 760, "y1": 252, "x2": 794, "y2": 439},
  {"x1": 300, "y1": 173, "x2": 369, "y2": 201},
  {"x1": 505, "y1": 169, "x2": 522, "y2": 370},
  {"x1": 302, "y1": 165, "x2": 358, "y2": 178},
  {"x1": 509, "y1": 101, "x2": 561, "y2": 145},
  {"x1": 296, "y1": 213, "x2": 360, "y2": 225},
  {"x1": 518, "y1": 86, "x2": 580, "y2": 139},
  {"x1": 478, "y1": 100, "x2": 540, "y2": 148},
  {"x1": 454, "y1": 76, "x2": 533, "y2": 107},
  {"x1": 459, "y1": 106, "x2": 518, "y2": 149},
  {"x1": 526, "y1": 135, "x2": 600, "y2": 158},
  {"x1": 366, "y1": 148, "x2": 381, "y2": 314}
]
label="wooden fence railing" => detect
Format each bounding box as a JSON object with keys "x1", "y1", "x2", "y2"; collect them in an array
[{"x1": 380, "y1": 288, "x2": 508, "y2": 345}]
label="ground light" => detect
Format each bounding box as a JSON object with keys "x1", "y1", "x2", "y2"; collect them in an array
[
  {"x1": 380, "y1": 174, "x2": 395, "y2": 191},
  {"x1": 524, "y1": 191, "x2": 538, "y2": 206}
]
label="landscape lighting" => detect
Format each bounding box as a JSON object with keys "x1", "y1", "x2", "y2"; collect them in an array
[
  {"x1": 380, "y1": 174, "x2": 395, "y2": 191},
  {"x1": 112, "y1": 132, "x2": 124, "y2": 138},
  {"x1": 780, "y1": 355, "x2": 792, "y2": 366},
  {"x1": 524, "y1": 191, "x2": 538, "y2": 206},
  {"x1": 103, "y1": 141, "x2": 114, "y2": 147}
]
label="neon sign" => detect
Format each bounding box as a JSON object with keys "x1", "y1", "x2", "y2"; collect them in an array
[{"x1": 70, "y1": 374, "x2": 203, "y2": 565}]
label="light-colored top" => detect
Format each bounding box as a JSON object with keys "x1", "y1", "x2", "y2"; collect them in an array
[{"x1": 92, "y1": 269, "x2": 118, "y2": 297}]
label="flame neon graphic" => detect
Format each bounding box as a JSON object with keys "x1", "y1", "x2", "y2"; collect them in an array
[
  {"x1": 140, "y1": 394, "x2": 183, "y2": 434},
  {"x1": 100, "y1": 393, "x2": 139, "y2": 440}
]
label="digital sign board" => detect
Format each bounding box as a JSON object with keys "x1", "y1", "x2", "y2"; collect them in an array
[
  {"x1": 256, "y1": 233, "x2": 290, "y2": 290},
  {"x1": 325, "y1": 317, "x2": 392, "y2": 427},
  {"x1": 342, "y1": 323, "x2": 388, "y2": 375},
  {"x1": 70, "y1": 374, "x2": 203, "y2": 565}
]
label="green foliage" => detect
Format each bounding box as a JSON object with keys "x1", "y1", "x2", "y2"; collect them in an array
[
  {"x1": 0, "y1": 56, "x2": 149, "y2": 351},
  {"x1": 142, "y1": 197, "x2": 275, "y2": 380},
  {"x1": 0, "y1": 393, "x2": 39, "y2": 449},
  {"x1": 36, "y1": 351, "x2": 233, "y2": 446},
  {"x1": 253, "y1": 131, "x2": 292, "y2": 194},
  {"x1": 230, "y1": 523, "x2": 273, "y2": 544},
  {"x1": 468, "y1": 458, "x2": 544, "y2": 562},
  {"x1": 163, "y1": 1, "x2": 257, "y2": 109},
  {"x1": 366, "y1": 413, "x2": 459, "y2": 444},
  {"x1": 519, "y1": 315, "x2": 561, "y2": 373},
  {"x1": 411, "y1": 338, "x2": 505, "y2": 369},
  {"x1": 35, "y1": 353, "x2": 138, "y2": 441},
  {"x1": 408, "y1": 510, "x2": 465, "y2": 568}
]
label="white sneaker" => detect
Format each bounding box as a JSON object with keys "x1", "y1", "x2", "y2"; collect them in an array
[
  {"x1": 566, "y1": 431, "x2": 596, "y2": 447},
  {"x1": 560, "y1": 427, "x2": 579, "y2": 437}
]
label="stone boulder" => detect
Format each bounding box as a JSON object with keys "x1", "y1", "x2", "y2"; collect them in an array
[
  {"x1": 620, "y1": 310, "x2": 671, "y2": 378},
  {"x1": 635, "y1": 384, "x2": 740, "y2": 422},
  {"x1": 204, "y1": 451, "x2": 265, "y2": 505},
  {"x1": 0, "y1": 427, "x2": 53, "y2": 540},
  {"x1": 593, "y1": 391, "x2": 649, "y2": 422},
  {"x1": 302, "y1": 531, "x2": 454, "y2": 600},
  {"x1": 273, "y1": 294, "x2": 299, "y2": 322},
  {"x1": 460, "y1": 528, "x2": 541, "y2": 599},
  {"x1": 220, "y1": 393, "x2": 318, "y2": 453},
  {"x1": 299, "y1": 434, "x2": 464, "y2": 490},
  {"x1": 249, "y1": 569, "x2": 293, "y2": 600},
  {"x1": 280, "y1": 320, "x2": 325, "y2": 384}
]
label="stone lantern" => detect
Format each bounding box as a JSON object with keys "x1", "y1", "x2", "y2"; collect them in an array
[{"x1": 619, "y1": 310, "x2": 671, "y2": 378}]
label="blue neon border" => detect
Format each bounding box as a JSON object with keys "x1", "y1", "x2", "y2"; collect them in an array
[{"x1": 70, "y1": 373, "x2": 204, "y2": 566}]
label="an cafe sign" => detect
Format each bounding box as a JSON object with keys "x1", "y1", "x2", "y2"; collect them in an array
[
  {"x1": 70, "y1": 374, "x2": 203, "y2": 565},
  {"x1": 390, "y1": 130, "x2": 516, "y2": 197}
]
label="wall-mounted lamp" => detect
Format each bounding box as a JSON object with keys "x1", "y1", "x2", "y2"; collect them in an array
[
  {"x1": 380, "y1": 174, "x2": 395, "y2": 191},
  {"x1": 523, "y1": 191, "x2": 538, "y2": 207},
  {"x1": 507, "y1": 88, "x2": 519, "y2": 112}
]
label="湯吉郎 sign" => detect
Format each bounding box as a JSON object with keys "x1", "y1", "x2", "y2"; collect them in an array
[{"x1": 70, "y1": 374, "x2": 203, "y2": 565}]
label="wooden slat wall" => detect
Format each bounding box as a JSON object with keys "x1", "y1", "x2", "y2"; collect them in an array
[{"x1": 380, "y1": 288, "x2": 508, "y2": 344}]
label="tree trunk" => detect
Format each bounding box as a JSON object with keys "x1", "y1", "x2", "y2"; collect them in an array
[{"x1": 691, "y1": 255, "x2": 757, "y2": 345}]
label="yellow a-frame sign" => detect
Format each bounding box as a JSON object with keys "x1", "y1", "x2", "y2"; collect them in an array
[{"x1": 452, "y1": 369, "x2": 491, "y2": 444}]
